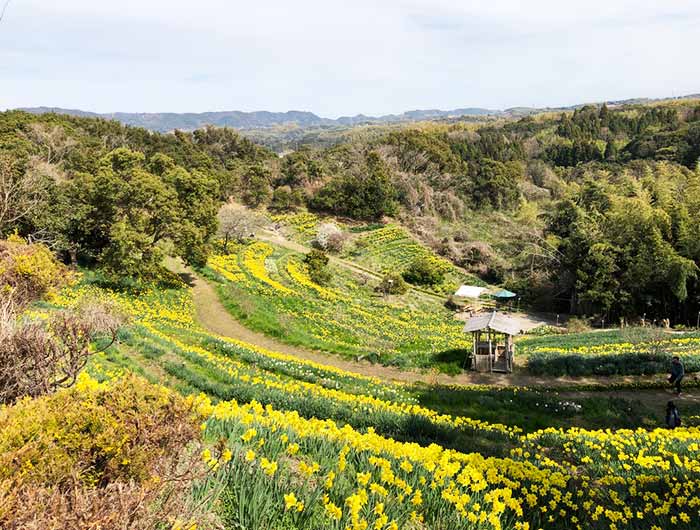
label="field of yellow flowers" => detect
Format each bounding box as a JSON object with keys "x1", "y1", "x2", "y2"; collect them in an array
[
  {"x1": 207, "y1": 240, "x2": 473, "y2": 370},
  {"x1": 270, "y1": 214, "x2": 483, "y2": 295},
  {"x1": 18, "y1": 278, "x2": 698, "y2": 529},
  {"x1": 520, "y1": 327, "x2": 700, "y2": 377}
]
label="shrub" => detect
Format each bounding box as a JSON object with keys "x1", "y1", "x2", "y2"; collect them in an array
[
  {"x1": 0, "y1": 302, "x2": 123, "y2": 404},
  {"x1": 402, "y1": 256, "x2": 449, "y2": 286},
  {"x1": 348, "y1": 237, "x2": 369, "y2": 256},
  {"x1": 0, "y1": 374, "x2": 206, "y2": 529},
  {"x1": 0, "y1": 235, "x2": 74, "y2": 309},
  {"x1": 566, "y1": 317, "x2": 590, "y2": 333},
  {"x1": 526, "y1": 351, "x2": 700, "y2": 377},
  {"x1": 376, "y1": 273, "x2": 408, "y2": 295},
  {"x1": 303, "y1": 249, "x2": 332, "y2": 285}
]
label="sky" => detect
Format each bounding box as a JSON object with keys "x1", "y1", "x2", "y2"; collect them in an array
[{"x1": 1, "y1": 0, "x2": 699, "y2": 117}]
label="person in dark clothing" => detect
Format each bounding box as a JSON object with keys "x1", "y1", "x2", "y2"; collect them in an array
[
  {"x1": 666, "y1": 401, "x2": 681, "y2": 429},
  {"x1": 669, "y1": 356, "x2": 685, "y2": 396}
]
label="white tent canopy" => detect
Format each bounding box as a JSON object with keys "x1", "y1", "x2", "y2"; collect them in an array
[{"x1": 454, "y1": 285, "x2": 487, "y2": 299}]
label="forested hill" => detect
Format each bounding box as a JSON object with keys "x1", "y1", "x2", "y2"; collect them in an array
[
  {"x1": 18, "y1": 106, "x2": 496, "y2": 133},
  {"x1": 0, "y1": 110, "x2": 276, "y2": 280},
  {"x1": 3, "y1": 97, "x2": 700, "y2": 324},
  {"x1": 17, "y1": 94, "x2": 700, "y2": 133},
  {"x1": 255, "y1": 98, "x2": 700, "y2": 324}
]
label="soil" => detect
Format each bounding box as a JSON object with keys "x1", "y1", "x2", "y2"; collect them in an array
[{"x1": 167, "y1": 257, "x2": 699, "y2": 407}]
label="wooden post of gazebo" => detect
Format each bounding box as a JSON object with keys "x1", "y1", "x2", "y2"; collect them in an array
[{"x1": 463, "y1": 311, "x2": 521, "y2": 373}]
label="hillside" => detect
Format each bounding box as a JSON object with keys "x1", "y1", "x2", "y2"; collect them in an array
[
  {"x1": 4, "y1": 95, "x2": 700, "y2": 325},
  {"x1": 3, "y1": 97, "x2": 700, "y2": 530},
  {"x1": 17, "y1": 93, "x2": 700, "y2": 137},
  {"x1": 4, "y1": 241, "x2": 700, "y2": 529},
  {"x1": 18, "y1": 106, "x2": 497, "y2": 133}
]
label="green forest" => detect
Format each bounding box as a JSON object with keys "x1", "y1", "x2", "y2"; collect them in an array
[{"x1": 2, "y1": 99, "x2": 700, "y2": 322}]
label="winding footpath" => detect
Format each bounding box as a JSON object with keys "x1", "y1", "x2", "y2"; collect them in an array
[{"x1": 168, "y1": 259, "x2": 700, "y2": 410}]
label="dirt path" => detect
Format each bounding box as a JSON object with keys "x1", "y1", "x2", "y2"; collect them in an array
[
  {"x1": 259, "y1": 230, "x2": 547, "y2": 331},
  {"x1": 258, "y1": 230, "x2": 447, "y2": 305},
  {"x1": 166, "y1": 258, "x2": 699, "y2": 399}
]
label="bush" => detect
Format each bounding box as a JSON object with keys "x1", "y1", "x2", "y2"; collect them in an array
[
  {"x1": 376, "y1": 273, "x2": 408, "y2": 295},
  {"x1": 566, "y1": 317, "x2": 590, "y2": 333},
  {"x1": 402, "y1": 256, "x2": 449, "y2": 286},
  {"x1": 0, "y1": 374, "x2": 205, "y2": 529},
  {"x1": 303, "y1": 249, "x2": 332, "y2": 285},
  {"x1": 0, "y1": 236, "x2": 74, "y2": 309},
  {"x1": 0, "y1": 302, "x2": 123, "y2": 404},
  {"x1": 526, "y1": 350, "x2": 700, "y2": 377}
]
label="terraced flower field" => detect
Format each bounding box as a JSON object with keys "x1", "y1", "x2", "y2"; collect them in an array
[
  {"x1": 519, "y1": 328, "x2": 700, "y2": 377},
  {"x1": 344, "y1": 224, "x2": 484, "y2": 293},
  {"x1": 206, "y1": 241, "x2": 472, "y2": 370},
  {"x1": 269, "y1": 214, "x2": 484, "y2": 294},
  {"x1": 37, "y1": 278, "x2": 700, "y2": 530}
]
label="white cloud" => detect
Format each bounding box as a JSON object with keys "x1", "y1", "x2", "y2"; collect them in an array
[{"x1": 0, "y1": 0, "x2": 699, "y2": 116}]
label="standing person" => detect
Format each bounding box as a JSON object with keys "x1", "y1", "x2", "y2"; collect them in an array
[
  {"x1": 665, "y1": 401, "x2": 681, "y2": 429},
  {"x1": 669, "y1": 356, "x2": 685, "y2": 396}
]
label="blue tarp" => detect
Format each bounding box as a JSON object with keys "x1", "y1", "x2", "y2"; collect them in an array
[{"x1": 492, "y1": 289, "x2": 517, "y2": 299}]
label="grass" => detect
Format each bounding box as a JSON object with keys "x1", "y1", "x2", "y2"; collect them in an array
[
  {"x1": 342, "y1": 224, "x2": 485, "y2": 293},
  {"x1": 40, "y1": 278, "x2": 700, "y2": 530},
  {"x1": 518, "y1": 327, "x2": 700, "y2": 376},
  {"x1": 517, "y1": 327, "x2": 686, "y2": 352},
  {"x1": 205, "y1": 241, "x2": 473, "y2": 371},
  {"x1": 82, "y1": 295, "x2": 688, "y2": 439}
]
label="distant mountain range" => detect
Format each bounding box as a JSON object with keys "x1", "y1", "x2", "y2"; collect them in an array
[
  {"x1": 16, "y1": 94, "x2": 700, "y2": 133},
  {"x1": 17, "y1": 106, "x2": 498, "y2": 133}
]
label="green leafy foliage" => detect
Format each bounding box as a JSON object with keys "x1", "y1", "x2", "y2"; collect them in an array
[
  {"x1": 303, "y1": 249, "x2": 332, "y2": 285},
  {"x1": 310, "y1": 152, "x2": 398, "y2": 220},
  {"x1": 402, "y1": 256, "x2": 449, "y2": 286},
  {"x1": 0, "y1": 111, "x2": 273, "y2": 281},
  {"x1": 377, "y1": 273, "x2": 409, "y2": 295}
]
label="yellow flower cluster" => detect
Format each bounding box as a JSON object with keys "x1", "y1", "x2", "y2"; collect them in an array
[
  {"x1": 208, "y1": 253, "x2": 246, "y2": 282},
  {"x1": 197, "y1": 393, "x2": 700, "y2": 530},
  {"x1": 354, "y1": 225, "x2": 454, "y2": 276},
  {"x1": 208, "y1": 241, "x2": 471, "y2": 361},
  {"x1": 526, "y1": 336, "x2": 700, "y2": 357},
  {"x1": 270, "y1": 212, "x2": 320, "y2": 236},
  {"x1": 52, "y1": 284, "x2": 195, "y2": 328},
  {"x1": 142, "y1": 324, "x2": 516, "y2": 439},
  {"x1": 241, "y1": 242, "x2": 294, "y2": 294}
]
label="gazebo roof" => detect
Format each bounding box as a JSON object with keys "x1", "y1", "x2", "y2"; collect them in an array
[{"x1": 463, "y1": 311, "x2": 522, "y2": 336}]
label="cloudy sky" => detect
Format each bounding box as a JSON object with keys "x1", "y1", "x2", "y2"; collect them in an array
[{"x1": 1, "y1": 0, "x2": 699, "y2": 117}]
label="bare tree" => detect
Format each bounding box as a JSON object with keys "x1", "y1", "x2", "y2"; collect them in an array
[
  {"x1": 217, "y1": 203, "x2": 264, "y2": 252},
  {"x1": 24, "y1": 123, "x2": 77, "y2": 165},
  {"x1": 0, "y1": 154, "x2": 48, "y2": 234},
  {"x1": 0, "y1": 301, "x2": 124, "y2": 404}
]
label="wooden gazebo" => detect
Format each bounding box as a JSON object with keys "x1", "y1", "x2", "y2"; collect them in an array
[{"x1": 463, "y1": 311, "x2": 521, "y2": 373}]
